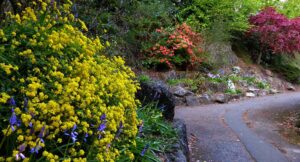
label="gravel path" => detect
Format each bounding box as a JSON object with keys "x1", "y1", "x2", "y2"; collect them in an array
[{"x1": 175, "y1": 92, "x2": 300, "y2": 162}]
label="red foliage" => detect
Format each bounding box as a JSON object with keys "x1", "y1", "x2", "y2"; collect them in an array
[
  {"x1": 248, "y1": 7, "x2": 300, "y2": 54},
  {"x1": 146, "y1": 23, "x2": 203, "y2": 69}
]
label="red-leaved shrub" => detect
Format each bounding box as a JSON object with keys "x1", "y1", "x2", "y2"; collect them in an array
[{"x1": 249, "y1": 7, "x2": 300, "y2": 54}]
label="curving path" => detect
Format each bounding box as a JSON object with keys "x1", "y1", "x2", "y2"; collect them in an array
[{"x1": 175, "y1": 92, "x2": 300, "y2": 162}]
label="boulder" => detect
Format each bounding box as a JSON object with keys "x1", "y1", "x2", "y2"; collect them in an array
[
  {"x1": 136, "y1": 81, "x2": 175, "y2": 121},
  {"x1": 205, "y1": 42, "x2": 238, "y2": 66},
  {"x1": 170, "y1": 86, "x2": 194, "y2": 97},
  {"x1": 265, "y1": 69, "x2": 273, "y2": 77},
  {"x1": 198, "y1": 94, "x2": 212, "y2": 105},
  {"x1": 213, "y1": 93, "x2": 230, "y2": 103},
  {"x1": 185, "y1": 96, "x2": 200, "y2": 106}
]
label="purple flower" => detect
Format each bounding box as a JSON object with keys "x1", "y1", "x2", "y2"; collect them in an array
[
  {"x1": 97, "y1": 123, "x2": 106, "y2": 132},
  {"x1": 8, "y1": 97, "x2": 16, "y2": 107},
  {"x1": 29, "y1": 122, "x2": 34, "y2": 134},
  {"x1": 100, "y1": 113, "x2": 106, "y2": 121},
  {"x1": 24, "y1": 98, "x2": 28, "y2": 110},
  {"x1": 38, "y1": 126, "x2": 45, "y2": 144},
  {"x1": 30, "y1": 145, "x2": 41, "y2": 154},
  {"x1": 115, "y1": 122, "x2": 123, "y2": 139},
  {"x1": 15, "y1": 153, "x2": 25, "y2": 161},
  {"x1": 19, "y1": 144, "x2": 26, "y2": 152},
  {"x1": 9, "y1": 112, "x2": 18, "y2": 131},
  {"x1": 138, "y1": 121, "x2": 144, "y2": 136},
  {"x1": 72, "y1": 4, "x2": 79, "y2": 18},
  {"x1": 64, "y1": 124, "x2": 78, "y2": 143},
  {"x1": 83, "y1": 133, "x2": 89, "y2": 142},
  {"x1": 38, "y1": 126, "x2": 45, "y2": 138},
  {"x1": 140, "y1": 144, "x2": 150, "y2": 156},
  {"x1": 16, "y1": 144, "x2": 26, "y2": 160}
]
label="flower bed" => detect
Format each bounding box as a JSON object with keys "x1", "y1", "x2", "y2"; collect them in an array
[{"x1": 0, "y1": 1, "x2": 139, "y2": 161}]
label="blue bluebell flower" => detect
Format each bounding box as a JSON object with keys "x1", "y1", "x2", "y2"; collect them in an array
[
  {"x1": 83, "y1": 133, "x2": 89, "y2": 142},
  {"x1": 115, "y1": 121, "x2": 123, "y2": 139},
  {"x1": 64, "y1": 124, "x2": 78, "y2": 143},
  {"x1": 140, "y1": 144, "x2": 150, "y2": 156},
  {"x1": 97, "y1": 123, "x2": 106, "y2": 132},
  {"x1": 100, "y1": 113, "x2": 106, "y2": 121},
  {"x1": 9, "y1": 110, "x2": 18, "y2": 131},
  {"x1": 30, "y1": 145, "x2": 41, "y2": 154},
  {"x1": 16, "y1": 144, "x2": 26, "y2": 160},
  {"x1": 138, "y1": 121, "x2": 144, "y2": 137},
  {"x1": 23, "y1": 98, "x2": 28, "y2": 111},
  {"x1": 8, "y1": 97, "x2": 16, "y2": 107}
]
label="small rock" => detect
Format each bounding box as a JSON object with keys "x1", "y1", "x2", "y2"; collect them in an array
[
  {"x1": 267, "y1": 76, "x2": 273, "y2": 82},
  {"x1": 227, "y1": 79, "x2": 236, "y2": 91},
  {"x1": 230, "y1": 93, "x2": 243, "y2": 100},
  {"x1": 245, "y1": 92, "x2": 256, "y2": 97},
  {"x1": 232, "y1": 66, "x2": 241, "y2": 74},
  {"x1": 247, "y1": 86, "x2": 260, "y2": 92},
  {"x1": 198, "y1": 94, "x2": 212, "y2": 105},
  {"x1": 240, "y1": 80, "x2": 248, "y2": 87},
  {"x1": 174, "y1": 96, "x2": 186, "y2": 106},
  {"x1": 185, "y1": 96, "x2": 200, "y2": 106},
  {"x1": 287, "y1": 84, "x2": 296, "y2": 91},
  {"x1": 171, "y1": 86, "x2": 193, "y2": 97},
  {"x1": 265, "y1": 69, "x2": 273, "y2": 77},
  {"x1": 207, "y1": 82, "x2": 228, "y2": 93},
  {"x1": 258, "y1": 90, "x2": 268, "y2": 96},
  {"x1": 269, "y1": 89, "x2": 279, "y2": 94},
  {"x1": 213, "y1": 93, "x2": 229, "y2": 103}
]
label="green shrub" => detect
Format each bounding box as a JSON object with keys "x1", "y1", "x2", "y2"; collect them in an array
[
  {"x1": 75, "y1": 0, "x2": 176, "y2": 66},
  {"x1": 177, "y1": 0, "x2": 264, "y2": 41},
  {"x1": 0, "y1": 1, "x2": 139, "y2": 161},
  {"x1": 137, "y1": 75, "x2": 151, "y2": 84},
  {"x1": 271, "y1": 55, "x2": 300, "y2": 84},
  {"x1": 124, "y1": 103, "x2": 178, "y2": 162},
  {"x1": 177, "y1": 0, "x2": 288, "y2": 42}
]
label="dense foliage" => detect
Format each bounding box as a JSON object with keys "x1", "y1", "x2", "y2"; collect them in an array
[
  {"x1": 177, "y1": 0, "x2": 266, "y2": 41},
  {"x1": 0, "y1": 1, "x2": 140, "y2": 161},
  {"x1": 249, "y1": 7, "x2": 300, "y2": 54},
  {"x1": 75, "y1": 0, "x2": 176, "y2": 65},
  {"x1": 143, "y1": 23, "x2": 203, "y2": 70}
]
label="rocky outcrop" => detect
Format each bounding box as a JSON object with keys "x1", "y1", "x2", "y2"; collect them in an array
[
  {"x1": 136, "y1": 81, "x2": 175, "y2": 121},
  {"x1": 166, "y1": 119, "x2": 189, "y2": 162},
  {"x1": 205, "y1": 42, "x2": 239, "y2": 66}
]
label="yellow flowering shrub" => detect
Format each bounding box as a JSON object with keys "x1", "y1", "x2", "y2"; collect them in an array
[{"x1": 0, "y1": 0, "x2": 139, "y2": 161}]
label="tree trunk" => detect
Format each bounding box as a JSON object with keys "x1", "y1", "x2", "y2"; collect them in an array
[{"x1": 256, "y1": 50, "x2": 262, "y2": 65}]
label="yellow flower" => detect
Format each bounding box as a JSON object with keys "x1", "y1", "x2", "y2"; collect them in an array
[
  {"x1": 11, "y1": 31, "x2": 16, "y2": 36},
  {"x1": 17, "y1": 135, "x2": 24, "y2": 141}
]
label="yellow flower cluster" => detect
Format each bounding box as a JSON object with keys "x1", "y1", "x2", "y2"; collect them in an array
[{"x1": 0, "y1": 0, "x2": 139, "y2": 161}]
